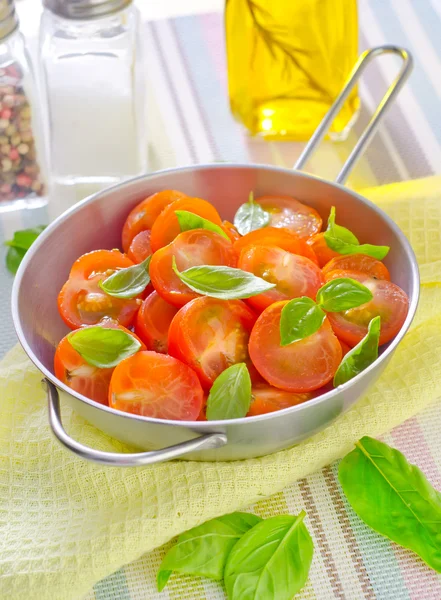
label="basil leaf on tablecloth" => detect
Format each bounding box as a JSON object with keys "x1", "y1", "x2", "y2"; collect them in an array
[
  {"x1": 339, "y1": 436, "x2": 441, "y2": 573},
  {"x1": 175, "y1": 209, "x2": 229, "y2": 240},
  {"x1": 206, "y1": 363, "x2": 252, "y2": 420},
  {"x1": 172, "y1": 257, "x2": 275, "y2": 300},
  {"x1": 99, "y1": 255, "x2": 151, "y2": 299},
  {"x1": 67, "y1": 327, "x2": 141, "y2": 368},
  {"x1": 233, "y1": 191, "x2": 270, "y2": 236},
  {"x1": 316, "y1": 277, "x2": 373, "y2": 312},
  {"x1": 280, "y1": 297, "x2": 326, "y2": 346},
  {"x1": 5, "y1": 225, "x2": 46, "y2": 274},
  {"x1": 333, "y1": 316, "x2": 380, "y2": 386},
  {"x1": 224, "y1": 512, "x2": 314, "y2": 600},
  {"x1": 157, "y1": 512, "x2": 262, "y2": 591}
]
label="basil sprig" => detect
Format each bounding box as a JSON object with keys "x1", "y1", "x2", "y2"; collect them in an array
[
  {"x1": 67, "y1": 327, "x2": 141, "y2": 368},
  {"x1": 334, "y1": 316, "x2": 381, "y2": 386},
  {"x1": 5, "y1": 225, "x2": 46, "y2": 274},
  {"x1": 316, "y1": 278, "x2": 373, "y2": 312},
  {"x1": 99, "y1": 255, "x2": 151, "y2": 299},
  {"x1": 172, "y1": 257, "x2": 275, "y2": 300},
  {"x1": 233, "y1": 191, "x2": 270, "y2": 236},
  {"x1": 157, "y1": 512, "x2": 262, "y2": 590},
  {"x1": 175, "y1": 209, "x2": 229, "y2": 240},
  {"x1": 206, "y1": 363, "x2": 252, "y2": 420},
  {"x1": 324, "y1": 207, "x2": 390, "y2": 260},
  {"x1": 339, "y1": 436, "x2": 441, "y2": 573}
]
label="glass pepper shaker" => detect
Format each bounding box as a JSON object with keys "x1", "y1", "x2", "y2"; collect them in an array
[
  {"x1": 40, "y1": 0, "x2": 147, "y2": 207},
  {"x1": 0, "y1": 0, "x2": 47, "y2": 211}
]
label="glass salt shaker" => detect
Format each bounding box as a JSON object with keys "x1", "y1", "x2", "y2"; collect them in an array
[
  {"x1": 40, "y1": 0, "x2": 147, "y2": 208},
  {"x1": 0, "y1": 0, "x2": 47, "y2": 212}
]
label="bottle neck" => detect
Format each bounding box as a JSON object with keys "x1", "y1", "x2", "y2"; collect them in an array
[{"x1": 43, "y1": 0, "x2": 132, "y2": 20}]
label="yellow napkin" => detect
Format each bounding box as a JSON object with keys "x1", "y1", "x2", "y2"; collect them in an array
[{"x1": 2, "y1": 176, "x2": 441, "y2": 600}]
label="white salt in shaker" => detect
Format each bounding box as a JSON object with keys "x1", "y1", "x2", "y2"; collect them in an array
[{"x1": 40, "y1": 0, "x2": 147, "y2": 207}]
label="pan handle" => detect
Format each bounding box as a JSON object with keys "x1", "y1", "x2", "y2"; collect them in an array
[
  {"x1": 44, "y1": 379, "x2": 227, "y2": 467},
  {"x1": 294, "y1": 45, "x2": 413, "y2": 185}
]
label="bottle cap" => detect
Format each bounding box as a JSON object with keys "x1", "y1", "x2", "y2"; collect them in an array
[
  {"x1": 43, "y1": 0, "x2": 132, "y2": 20},
  {"x1": 0, "y1": 0, "x2": 18, "y2": 40}
]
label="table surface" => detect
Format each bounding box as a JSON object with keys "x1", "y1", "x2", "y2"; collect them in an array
[{"x1": 3, "y1": 1, "x2": 441, "y2": 599}]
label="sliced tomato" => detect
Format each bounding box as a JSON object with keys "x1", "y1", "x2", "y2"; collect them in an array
[
  {"x1": 238, "y1": 245, "x2": 324, "y2": 312},
  {"x1": 324, "y1": 269, "x2": 409, "y2": 347},
  {"x1": 149, "y1": 229, "x2": 236, "y2": 307},
  {"x1": 249, "y1": 301, "x2": 342, "y2": 392},
  {"x1": 233, "y1": 226, "x2": 318, "y2": 264},
  {"x1": 222, "y1": 220, "x2": 241, "y2": 243},
  {"x1": 322, "y1": 254, "x2": 391, "y2": 281},
  {"x1": 122, "y1": 190, "x2": 186, "y2": 252},
  {"x1": 57, "y1": 250, "x2": 142, "y2": 329},
  {"x1": 247, "y1": 383, "x2": 313, "y2": 416},
  {"x1": 127, "y1": 230, "x2": 152, "y2": 264},
  {"x1": 306, "y1": 232, "x2": 340, "y2": 267},
  {"x1": 339, "y1": 338, "x2": 351, "y2": 358},
  {"x1": 255, "y1": 195, "x2": 322, "y2": 239},
  {"x1": 134, "y1": 291, "x2": 178, "y2": 353},
  {"x1": 54, "y1": 319, "x2": 145, "y2": 405},
  {"x1": 168, "y1": 297, "x2": 257, "y2": 391},
  {"x1": 150, "y1": 197, "x2": 223, "y2": 252},
  {"x1": 109, "y1": 351, "x2": 204, "y2": 420}
]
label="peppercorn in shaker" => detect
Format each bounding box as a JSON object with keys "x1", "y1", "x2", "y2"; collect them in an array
[{"x1": 0, "y1": 0, "x2": 46, "y2": 210}]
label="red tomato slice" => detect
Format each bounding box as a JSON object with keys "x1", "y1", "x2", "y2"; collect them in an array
[
  {"x1": 324, "y1": 269, "x2": 409, "y2": 346},
  {"x1": 121, "y1": 190, "x2": 186, "y2": 252},
  {"x1": 134, "y1": 291, "x2": 178, "y2": 353},
  {"x1": 149, "y1": 229, "x2": 237, "y2": 307},
  {"x1": 127, "y1": 230, "x2": 152, "y2": 264},
  {"x1": 168, "y1": 297, "x2": 257, "y2": 391},
  {"x1": 58, "y1": 250, "x2": 142, "y2": 329},
  {"x1": 150, "y1": 197, "x2": 223, "y2": 252},
  {"x1": 249, "y1": 301, "x2": 342, "y2": 392},
  {"x1": 238, "y1": 245, "x2": 324, "y2": 312},
  {"x1": 233, "y1": 226, "x2": 318, "y2": 264},
  {"x1": 222, "y1": 220, "x2": 241, "y2": 243},
  {"x1": 255, "y1": 195, "x2": 322, "y2": 239},
  {"x1": 247, "y1": 383, "x2": 313, "y2": 416},
  {"x1": 322, "y1": 254, "x2": 391, "y2": 281},
  {"x1": 339, "y1": 338, "x2": 351, "y2": 358},
  {"x1": 54, "y1": 319, "x2": 145, "y2": 405},
  {"x1": 109, "y1": 351, "x2": 204, "y2": 420},
  {"x1": 306, "y1": 232, "x2": 340, "y2": 267}
]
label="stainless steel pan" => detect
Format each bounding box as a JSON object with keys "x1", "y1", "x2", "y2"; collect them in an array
[{"x1": 12, "y1": 46, "x2": 419, "y2": 466}]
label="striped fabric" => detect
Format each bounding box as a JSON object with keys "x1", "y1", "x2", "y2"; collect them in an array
[{"x1": 1, "y1": 1, "x2": 441, "y2": 598}]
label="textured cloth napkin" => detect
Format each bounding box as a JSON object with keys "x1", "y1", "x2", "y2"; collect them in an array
[{"x1": 1, "y1": 176, "x2": 441, "y2": 600}]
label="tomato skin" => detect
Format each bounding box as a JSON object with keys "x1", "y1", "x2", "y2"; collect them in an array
[
  {"x1": 150, "y1": 197, "x2": 223, "y2": 252},
  {"x1": 307, "y1": 233, "x2": 340, "y2": 267},
  {"x1": 233, "y1": 226, "x2": 318, "y2": 265},
  {"x1": 122, "y1": 190, "x2": 186, "y2": 252},
  {"x1": 339, "y1": 339, "x2": 351, "y2": 358},
  {"x1": 54, "y1": 320, "x2": 145, "y2": 405},
  {"x1": 127, "y1": 230, "x2": 152, "y2": 264},
  {"x1": 238, "y1": 245, "x2": 324, "y2": 312},
  {"x1": 134, "y1": 291, "x2": 178, "y2": 353},
  {"x1": 109, "y1": 351, "x2": 204, "y2": 420},
  {"x1": 149, "y1": 229, "x2": 237, "y2": 308},
  {"x1": 168, "y1": 297, "x2": 257, "y2": 391},
  {"x1": 222, "y1": 220, "x2": 241, "y2": 243},
  {"x1": 247, "y1": 383, "x2": 313, "y2": 416},
  {"x1": 57, "y1": 249, "x2": 142, "y2": 330},
  {"x1": 255, "y1": 195, "x2": 322, "y2": 239},
  {"x1": 324, "y1": 269, "x2": 409, "y2": 347},
  {"x1": 322, "y1": 254, "x2": 391, "y2": 281},
  {"x1": 249, "y1": 301, "x2": 342, "y2": 392}
]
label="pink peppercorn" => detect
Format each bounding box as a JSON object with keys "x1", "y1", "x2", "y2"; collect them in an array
[
  {"x1": 1, "y1": 108, "x2": 11, "y2": 120},
  {"x1": 9, "y1": 148, "x2": 19, "y2": 160},
  {"x1": 16, "y1": 174, "x2": 32, "y2": 187}
]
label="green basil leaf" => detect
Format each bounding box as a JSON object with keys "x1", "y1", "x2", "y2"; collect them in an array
[
  {"x1": 5, "y1": 246, "x2": 27, "y2": 275},
  {"x1": 175, "y1": 210, "x2": 229, "y2": 240},
  {"x1": 157, "y1": 512, "x2": 262, "y2": 591},
  {"x1": 233, "y1": 191, "x2": 270, "y2": 236},
  {"x1": 172, "y1": 257, "x2": 275, "y2": 300},
  {"x1": 316, "y1": 277, "x2": 373, "y2": 312},
  {"x1": 280, "y1": 297, "x2": 326, "y2": 345},
  {"x1": 224, "y1": 512, "x2": 314, "y2": 600},
  {"x1": 339, "y1": 436, "x2": 441, "y2": 573},
  {"x1": 99, "y1": 256, "x2": 151, "y2": 299},
  {"x1": 333, "y1": 316, "x2": 380, "y2": 386},
  {"x1": 325, "y1": 206, "x2": 359, "y2": 245},
  {"x1": 206, "y1": 363, "x2": 252, "y2": 420},
  {"x1": 4, "y1": 225, "x2": 46, "y2": 250},
  {"x1": 67, "y1": 327, "x2": 141, "y2": 368}
]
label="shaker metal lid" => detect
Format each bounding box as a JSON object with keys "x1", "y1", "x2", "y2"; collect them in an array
[
  {"x1": 43, "y1": 0, "x2": 133, "y2": 20},
  {"x1": 0, "y1": 0, "x2": 19, "y2": 40}
]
